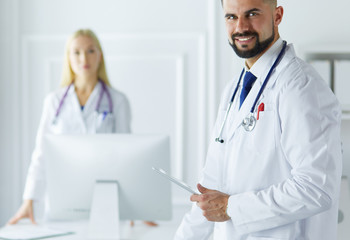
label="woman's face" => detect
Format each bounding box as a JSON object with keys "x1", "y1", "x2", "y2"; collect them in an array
[{"x1": 69, "y1": 35, "x2": 102, "y2": 79}]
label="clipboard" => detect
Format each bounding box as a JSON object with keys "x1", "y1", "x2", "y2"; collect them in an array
[{"x1": 152, "y1": 167, "x2": 198, "y2": 194}]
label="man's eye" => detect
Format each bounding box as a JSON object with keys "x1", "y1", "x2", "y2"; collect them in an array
[
  {"x1": 249, "y1": 12, "x2": 258, "y2": 17},
  {"x1": 74, "y1": 51, "x2": 79, "y2": 55},
  {"x1": 226, "y1": 15, "x2": 236, "y2": 21}
]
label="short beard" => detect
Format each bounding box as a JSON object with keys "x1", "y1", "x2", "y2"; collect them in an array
[{"x1": 229, "y1": 27, "x2": 275, "y2": 59}]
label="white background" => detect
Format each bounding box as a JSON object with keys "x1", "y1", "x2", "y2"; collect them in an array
[{"x1": 1, "y1": 0, "x2": 350, "y2": 235}]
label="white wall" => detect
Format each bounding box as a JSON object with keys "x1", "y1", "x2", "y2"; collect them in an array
[
  {"x1": 0, "y1": 0, "x2": 21, "y2": 226},
  {"x1": 281, "y1": 0, "x2": 350, "y2": 55},
  {"x1": 0, "y1": 0, "x2": 223, "y2": 225},
  {"x1": 1, "y1": 0, "x2": 350, "y2": 229}
]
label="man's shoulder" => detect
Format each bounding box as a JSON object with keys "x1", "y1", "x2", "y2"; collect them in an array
[{"x1": 277, "y1": 45, "x2": 323, "y2": 86}]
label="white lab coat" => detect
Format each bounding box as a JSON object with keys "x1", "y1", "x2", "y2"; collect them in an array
[
  {"x1": 175, "y1": 39, "x2": 342, "y2": 240},
  {"x1": 23, "y1": 81, "x2": 131, "y2": 200}
]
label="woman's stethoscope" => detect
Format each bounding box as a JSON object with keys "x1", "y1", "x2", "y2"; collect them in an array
[
  {"x1": 215, "y1": 41, "x2": 287, "y2": 143},
  {"x1": 52, "y1": 80, "x2": 113, "y2": 125}
]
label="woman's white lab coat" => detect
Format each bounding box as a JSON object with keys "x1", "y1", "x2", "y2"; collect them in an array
[
  {"x1": 175, "y1": 41, "x2": 342, "y2": 239},
  {"x1": 23, "y1": 81, "x2": 131, "y2": 200}
]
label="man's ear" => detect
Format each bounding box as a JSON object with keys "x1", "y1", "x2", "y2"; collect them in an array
[{"x1": 274, "y1": 6, "x2": 284, "y2": 26}]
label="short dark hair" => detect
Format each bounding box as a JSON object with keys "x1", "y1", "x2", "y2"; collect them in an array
[{"x1": 221, "y1": 0, "x2": 277, "y2": 7}]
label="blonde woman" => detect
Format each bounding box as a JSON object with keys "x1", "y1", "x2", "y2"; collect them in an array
[{"x1": 8, "y1": 29, "x2": 138, "y2": 224}]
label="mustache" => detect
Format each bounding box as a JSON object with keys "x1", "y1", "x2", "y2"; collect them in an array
[{"x1": 231, "y1": 31, "x2": 258, "y2": 39}]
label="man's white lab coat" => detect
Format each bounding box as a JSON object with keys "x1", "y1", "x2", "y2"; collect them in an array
[{"x1": 175, "y1": 39, "x2": 342, "y2": 240}]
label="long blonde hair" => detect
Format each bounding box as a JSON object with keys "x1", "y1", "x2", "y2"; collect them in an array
[{"x1": 60, "y1": 29, "x2": 111, "y2": 87}]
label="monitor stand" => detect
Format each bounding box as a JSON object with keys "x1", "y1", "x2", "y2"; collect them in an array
[{"x1": 88, "y1": 180, "x2": 121, "y2": 239}]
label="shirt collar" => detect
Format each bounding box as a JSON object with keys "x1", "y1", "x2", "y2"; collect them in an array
[{"x1": 245, "y1": 38, "x2": 283, "y2": 81}]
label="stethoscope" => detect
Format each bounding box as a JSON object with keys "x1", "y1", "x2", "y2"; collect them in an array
[
  {"x1": 215, "y1": 41, "x2": 287, "y2": 143},
  {"x1": 52, "y1": 80, "x2": 113, "y2": 125}
]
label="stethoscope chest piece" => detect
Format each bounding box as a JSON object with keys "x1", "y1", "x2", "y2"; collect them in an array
[
  {"x1": 242, "y1": 114, "x2": 256, "y2": 132},
  {"x1": 214, "y1": 41, "x2": 287, "y2": 143}
]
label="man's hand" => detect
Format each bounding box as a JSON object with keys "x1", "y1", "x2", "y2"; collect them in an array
[{"x1": 191, "y1": 184, "x2": 231, "y2": 222}]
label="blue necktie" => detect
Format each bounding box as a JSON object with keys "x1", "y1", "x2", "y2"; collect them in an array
[{"x1": 239, "y1": 71, "x2": 257, "y2": 108}]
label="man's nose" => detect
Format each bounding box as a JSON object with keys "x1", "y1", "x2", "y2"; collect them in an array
[{"x1": 235, "y1": 18, "x2": 250, "y2": 34}]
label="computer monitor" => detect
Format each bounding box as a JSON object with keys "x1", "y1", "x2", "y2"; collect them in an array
[{"x1": 43, "y1": 134, "x2": 172, "y2": 222}]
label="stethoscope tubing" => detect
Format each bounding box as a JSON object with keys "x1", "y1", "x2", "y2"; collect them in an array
[
  {"x1": 250, "y1": 41, "x2": 287, "y2": 114},
  {"x1": 215, "y1": 41, "x2": 287, "y2": 143},
  {"x1": 215, "y1": 69, "x2": 244, "y2": 143},
  {"x1": 96, "y1": 80, "x2": 113, "y2": 113},
  {"x1": 53, "y1": 80, "x2": 113, "y2": 124},
  {"x1": 54, "y1": 83, "x2": 71, "y2": 120}
]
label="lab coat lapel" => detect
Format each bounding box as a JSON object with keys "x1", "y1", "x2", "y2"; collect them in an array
[
  {"x1": 81, "y1": 82, "x2": 102, "y2": 133},
  {"x1": 82, "y1": 82, "x2": 100, "y2": 115},
  {"x1": 71, "y1": 88, "x2": 88, "y2": 133}
]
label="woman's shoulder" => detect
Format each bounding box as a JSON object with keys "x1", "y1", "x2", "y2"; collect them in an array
[
  {"x1": 44, "y1": 86, "x2": 71, "y2": 104},
  {"x1": 107, "y1": 86, "x2": 129, "y2": 104}
]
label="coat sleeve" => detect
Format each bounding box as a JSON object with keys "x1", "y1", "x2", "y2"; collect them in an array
[
  {"x1": 23, "y1": 94, "x2": 56, "y2": 200},
  {"x1": 226, "y1": 62, "x2": 342, "y2": 234}
]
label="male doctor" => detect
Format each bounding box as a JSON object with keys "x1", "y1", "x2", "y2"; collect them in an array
[{"x1": 175, "y1": 0, "x2": 342, "y2": 239}]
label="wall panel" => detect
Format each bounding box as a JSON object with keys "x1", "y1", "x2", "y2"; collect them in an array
[{"x1": 1, "y1": 0, "x2": 221, "y2": 219}]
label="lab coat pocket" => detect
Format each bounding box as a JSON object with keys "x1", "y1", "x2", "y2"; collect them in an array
[
  {"x1": 251, "y1": 103, "x2": 276, "y2": 154},
  {"x1": 95, "y1": 112, "x2": 115, "y2": 133}
]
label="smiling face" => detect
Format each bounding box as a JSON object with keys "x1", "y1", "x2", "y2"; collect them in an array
[{"x1": 223, "y1": 0, "x2": 283, "y2": 66}]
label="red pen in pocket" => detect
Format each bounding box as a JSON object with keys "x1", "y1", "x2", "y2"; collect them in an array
[{"x1": 257, "y1": 103, "x2": 264, "y2": 120}]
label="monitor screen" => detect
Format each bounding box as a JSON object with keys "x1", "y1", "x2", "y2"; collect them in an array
[{"x1": 43, "y1": 134, "x2": 172, "y2": 221}]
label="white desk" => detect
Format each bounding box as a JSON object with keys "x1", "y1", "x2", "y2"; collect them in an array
[{"x1": 40, "y1": 204, "x2": 191, "y2": 240}]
